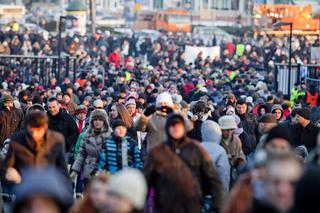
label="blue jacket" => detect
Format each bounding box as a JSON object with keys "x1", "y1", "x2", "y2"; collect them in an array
[{"x1": 98, "y1": 133, "x2": 142, "y2": 173}]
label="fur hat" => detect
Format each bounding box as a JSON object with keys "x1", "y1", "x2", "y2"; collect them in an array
[{"x1": 218, "y1": 115, "x2": 238, "y2": 130}]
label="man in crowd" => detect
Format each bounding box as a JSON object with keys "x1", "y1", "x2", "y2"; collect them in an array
[
  {"x1": 47, "y1": 97, "x2": 79, "y2": 157},
  {"x1": 0, "y1": 95, "x2": 23, "y2": 147}
]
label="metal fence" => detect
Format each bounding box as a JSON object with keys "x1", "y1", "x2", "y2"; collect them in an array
[
  {"x1": 275, "y1": 63, "x2": 320, "y2": 95},
  {"x1": 0, "y1": 55, "x2": 78, "y2": 87}
]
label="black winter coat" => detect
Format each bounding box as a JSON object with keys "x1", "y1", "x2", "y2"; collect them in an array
[
  {"x1": 291, "y1": 122, "x2": 319, "y2": 152},
  {"x1": 238, "y1": 113, "x2": 258, "y2": 149},
  {"x1": 48, "y1": 109, "x2": 79, "y2": 153},
  {"x1": 0, "y1": 107, "x2": 23, "y2": 147},
  {"x1": 4, "y1": 130, "x2": 69, "y2": 177}
]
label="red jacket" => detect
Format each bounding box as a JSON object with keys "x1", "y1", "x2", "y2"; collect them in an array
[{"x1": 108, "y1": 52, "x2": 121, "y2": 68}]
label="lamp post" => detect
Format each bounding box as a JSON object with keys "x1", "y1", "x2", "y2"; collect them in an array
[
  {"x1": 273, "y1": 21, "x2": 293, "y2": 95},
  {"x1": 58, "y1": 15, "x2": 78, "y2": 83}
]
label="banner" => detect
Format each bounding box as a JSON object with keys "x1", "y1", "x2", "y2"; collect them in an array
[{"x1": 184, "y1": 45, "x2": 220, "y2": 65}]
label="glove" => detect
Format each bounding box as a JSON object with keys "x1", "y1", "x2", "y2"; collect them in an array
[
  {"x1": 6, "y1": 167, "x2": 21, "y2": 184},
  {"x1": 70, "y1": 171, "x2": 78, "y2": 183}
]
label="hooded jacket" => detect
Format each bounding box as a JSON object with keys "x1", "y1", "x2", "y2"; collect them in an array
[
  {"x1": 72, "y1": 109, "x2": 112, "y2": 178},
  {"x1": 144, "y1": 114, "x2": 223, "y2": 213},
  {"x1": 201, "y1": 120, "x2": 230, "y2": 194},
  {"x1": 271, "y1": 104, "x2": 284, "y2": 123}
]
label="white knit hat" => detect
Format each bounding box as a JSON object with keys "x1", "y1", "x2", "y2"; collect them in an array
[
  {"x1": 125, "y1": 99, "x2": 136, "y2": 107},
  {"x1": 107, "y1": 168, "x2": 147, "y2": 210},
  {"x1": 218, "y1": 115, "x2": 238, "y2": 130},
  {"x1": 93, "y1": 99, "x2": 104, "y2": 108},
  {"x1": 156, "y1": 92, "x2": 173, "y2": 107}
]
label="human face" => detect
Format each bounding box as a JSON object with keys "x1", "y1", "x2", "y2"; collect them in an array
[
  {"x1": 259, "y1": 108, "x2": 266, "y2": 115},
  {"x1": 169, "y1": 122, "x2": 185, "y2": 140},
  {"x1": 266, "y1": 160, "x2": 302, "y2": 212},
  {"x1": 126, "y1": 105, "x2": 136, "y2": 116},
  {"x1": 265, "y1": 139, "x2": 291, "y2": 152},
  {"x1": 236, "y1": 104, "x2": 247, "y2": 115},
  {"x1": 273, "y1": 110, "x2": 282, "y2": 120},
  {"x1": 93, "y1": 118, "x2": 105, "y2": 130},
  {"x1": 4, "y1": 101, "x2": 14, "y2": 110},
  {"x1": 77, "y1": 113, "x2": 86, "y2": 121},
  {"x1": 63, "y1": 95, "x2": 71, "y2": 104},
  {"x1": 110, "y1": 106, "x2": 118, "y2": 119},
  {"x1": 27, "y1": 125, "x2": 47, "y2": 143},
  {"x1": 222, "y1": 129, "x2": 234, "y2": 140},
  {"x1": 47, "y1": 101, "x2": 60, "y2": 116},
  {"x1": 114, "y1": 126, "x2": 127, "y2": 138},
  {"x1": 89, "y1": 180, "x2": 108, "y2": 211}
]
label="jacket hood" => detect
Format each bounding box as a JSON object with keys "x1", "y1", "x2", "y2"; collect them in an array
[
  {"x1": 201, "y1": 120, "x2": 222, "y2": 144},
  {"x1": 271, "y1": 104, "x2": 284, "y2": 120},
  {"x1": 89, "y1": 109, "x2": 111, "y2": 133},
  {"x1": 165, "y1": 113, "x2": 187, "y2": 141}
]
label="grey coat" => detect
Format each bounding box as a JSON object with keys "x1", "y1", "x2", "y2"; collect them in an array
[
  {"x1": 72, "y1": 109, "x2": 112, "y2": 178},
  {"x1": 201, "y1": 120, "x2": 231, "y2": 194}
]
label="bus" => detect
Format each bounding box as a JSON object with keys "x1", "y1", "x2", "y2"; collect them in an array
[{"x1": 154, "y1": 9, "x2": 192, "y2": 33}]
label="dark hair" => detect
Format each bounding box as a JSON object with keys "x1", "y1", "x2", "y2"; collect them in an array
[
  {"x1": 63, "y1": 92, "x2": 71, "y2": 98},
  {"x1": 25, "y1": 111, "x2": 49, "y2": 127},
  {"x1": 236, "y1": 99, "x2": 247, "y2": 105},
  {"x1": 48, "y1": 96, "x2": 58, "y2": 103}
]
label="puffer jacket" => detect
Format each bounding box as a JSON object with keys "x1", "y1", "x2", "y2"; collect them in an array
[{"x1": 72, "y1": 109, "x2": 112, "y2": 178}]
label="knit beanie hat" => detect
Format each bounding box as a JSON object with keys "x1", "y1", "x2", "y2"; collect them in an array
[
  {"x1": 107, "y1": 168, "x2": 147, "y2": 210},
  {"x1": 265, "y1": 125, "x2": 293, "y2": 145},
  {"x1": 156, "y1": 92, "x2": 173, "y2": 108},
  {"x1": 218, "y1": 115, "x2": 238, "y2": 130},
  {"x1": 125, "y1": 99, "x2": 136, "y2": 108},
  {"x1": 93, "y1": 99, "x2": 104, "y2": 109},
  {"x1": 112, "y1": 119, "x2": 127, "y2": 130},
  {"x1": 296, "y1": 108, "x2": 311, "y2": 120}
]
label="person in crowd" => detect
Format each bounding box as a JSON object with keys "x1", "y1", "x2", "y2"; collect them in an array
[
  {"x1": 248, "y1": 152, "x2": 303, "y2": 213},
  {"x1": 144, "y1": 113, "x2": 223, "y2": 213},
  {"x1": 256, "y1": 113, "x2": 278, "y2": 146},
  {"x1": 271, "y1": 104, "x2": 285, "y2": 123},
  {"x1": 74, "y1": 105, "x2": 87, "y2": 134},
  {"x1": 0, "y1": 95, "x2": 23, "y2": 147},
  {"x1": 47, "y1": 97, "x2": 79, "y2": 155},
  {"x1": 63, "y1": 92, "x2": 77, "y2": 115},
  {"x1": 201, "y1": 120, "x2": 231, "y2": 194},
  {"x1": 137, "y1": 92, "x2": 174, "y2": 152},
  {"x1": 125, "y1": 99, "x2": 141, "y2": 127},
  {"x1": 236, "y1": 99, "x2": 258, "y2": 149},
  {"x1": 291, "y1": 107, "x2": 319, "y2": 151},
  {"x1": 70, "y1": 174, "x2": 109, "y2": 213},
  {"x1": 104, "y1": 168, "x2": 147, "y2": 213},
  {"x1": 261, "y1": 125, "x2": 293, "y2": 152},
  {"x1": 109, "y1": 103, "x2": 136, "y2": 139},
  {"x1": 98, "y1": 119, "x2": 142, "y2": 173},
  {"x1": 218, "y1": 115, "x2": 246, "y2": 169},
  {"x1": 13, "y1": 167, "x2": 74, "y2": 213},
  {"x1": 4, "y1": 111, "x2": 69, "y2": 183},
  {"x1": 71, "y1": 109, "x2": 112, "y2": 186}
]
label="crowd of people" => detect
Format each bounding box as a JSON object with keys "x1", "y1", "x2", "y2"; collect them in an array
[{"x1": 0, "y1": 23, "x2": 320, "y2": 213}]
